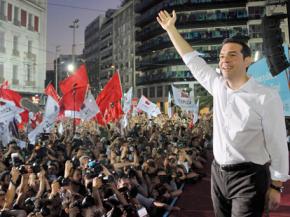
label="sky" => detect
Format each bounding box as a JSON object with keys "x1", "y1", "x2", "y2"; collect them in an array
[{"x1": 46, "y1": 0, "x2": 122, "y2": 70}]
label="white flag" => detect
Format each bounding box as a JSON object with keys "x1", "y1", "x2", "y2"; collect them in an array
[
  {"x1": 0, "y1": 122, "x2": 11, "y2": 146},
  {"x1": 79, "y1": 91, "x2": 99, "y2": 121},
  {"x1": 168, "y1": 92, "x2": 172, "y2": 118},
  {"x1": 0, "y1": 104, "x2": 24, "y2": 124},
  {"x1": 28, "y1": 119, "x2": 54, "y2": 144},
  {"x1": 44, "y1": 96, "x2": 60, "y2": 120},
  {"x1": 171, "y1": 85, "x2": 197, "y2": 112},
  {"x1": 136, "y1": 96, "x2": 161, "y2": 117},
  {"x1": 28, "y1": 96, "x2": 60, "y2": 144},
  {"x1": 123, "y1": 87, "x2": 133, "y2": 114}
]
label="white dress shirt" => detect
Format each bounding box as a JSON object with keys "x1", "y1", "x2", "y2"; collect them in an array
[{"x1": 182, "y1": 51, "x2": 289, "y2": 182}]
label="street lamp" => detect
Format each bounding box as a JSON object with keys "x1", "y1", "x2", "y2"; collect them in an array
[
  {"x1": 69, "y1": 19, "x2": 79, "y2": 71},
  {"x1": 67, "y1": 63, "x2": 75, "y2": 73}
]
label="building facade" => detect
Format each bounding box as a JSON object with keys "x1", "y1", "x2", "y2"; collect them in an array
[
  {"x1": 0, "y1": 0, "x2": 47, "y2": 97},
  {"x1": 112, "y1": 1, "x2": 135, "y2": 94},
  {"x1": 99, "y1": 9, "x2": 116, "y2": 90},
  {"x1": 134, "y1": 0, "x2": 289, "y2": 112},
  {"x1": 83, "y1": 15, "x2": 104, "y2": 95}
]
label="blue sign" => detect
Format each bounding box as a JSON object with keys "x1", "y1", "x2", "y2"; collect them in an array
[{"x1": 248, "y1": 45, "x2": 290, "y2": 116}]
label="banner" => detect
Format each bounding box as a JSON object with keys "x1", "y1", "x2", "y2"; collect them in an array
[
  {"x1": 171, "y1": 85, "x2": 198, "y2": 112},
  {"x1": 136, "y1": 96, "x2": 161, "y2": 117}
]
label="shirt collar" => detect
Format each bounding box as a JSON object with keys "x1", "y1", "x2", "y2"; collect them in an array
[{"x1": 224, "y1": 76, "x2": 254, "y2": 93}]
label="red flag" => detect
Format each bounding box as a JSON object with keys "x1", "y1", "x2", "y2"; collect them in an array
[
  {"x1": 0, "y1": 87, "x2": 29, "y2": 124},
  {"x1": 0, "y1": 87, "x2": 22, "y2": 107},
  {"x1": 96, "y1": 72, "x2": 123, "y2": 125},
  {"x1": 59, "y1": 86, "x2": 87, "y2": 111},
  {"x1": 59, "y1": 64, "x2": 89, "y2": 95},
  {"x1": 45, "y1": 83, "x2": 60, "y2": 102},
  {"x1": 96, "y1": 72, "x2": 122, "y2": 112}
]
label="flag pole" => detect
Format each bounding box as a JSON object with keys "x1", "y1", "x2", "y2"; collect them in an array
[{"x1": 72, "y1": 83, "x2": 77, "y2": 135}]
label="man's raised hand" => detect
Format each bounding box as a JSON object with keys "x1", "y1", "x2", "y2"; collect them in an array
[{"x1": 156, "y1": 10, "x2": 176, "y2": 31}]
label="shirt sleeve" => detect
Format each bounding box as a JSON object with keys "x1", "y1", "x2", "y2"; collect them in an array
[
  {"x1": 262, "y1": 91, "x2": 290, "y2": 182},
  {"x1": 182, "y1": 51, "x2": 219, "y2": 95}
]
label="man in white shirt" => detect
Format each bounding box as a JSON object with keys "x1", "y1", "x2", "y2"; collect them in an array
[{"x1": 157, "y1": 10, "x2": 289, "y2": 217}]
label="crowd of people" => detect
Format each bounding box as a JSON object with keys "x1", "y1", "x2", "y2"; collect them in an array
[{"x1": 0, "y1": 112, "x2": 213, "y2": 217}]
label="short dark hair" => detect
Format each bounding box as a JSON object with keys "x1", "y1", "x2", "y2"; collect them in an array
[{"x1": 222, "y1": 37, "x2": 251, "y2": 58}]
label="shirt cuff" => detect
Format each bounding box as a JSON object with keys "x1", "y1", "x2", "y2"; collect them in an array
[
  {"x1": 270, "y1": 167, "x2": 290, "y2": 182},
  {"x1": 181, "y1": 51, "x2": 199, "y2": 65}
]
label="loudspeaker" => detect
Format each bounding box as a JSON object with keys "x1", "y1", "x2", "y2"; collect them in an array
[{"x1": 262, "y1": 14, "x2": 289, "y2": 77}]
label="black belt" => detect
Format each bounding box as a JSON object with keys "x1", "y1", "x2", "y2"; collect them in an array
[{"x1": 213, "y1": 159, "x2": 268, "y2": 172}]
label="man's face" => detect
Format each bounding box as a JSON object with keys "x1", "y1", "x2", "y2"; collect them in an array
[{"x1": 218, "y1": 43, "x2": 251, "y2": 80}]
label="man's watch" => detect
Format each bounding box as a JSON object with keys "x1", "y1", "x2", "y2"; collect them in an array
[{"x1": 270, "y1": 183, "x2": 284, "y2": 193}]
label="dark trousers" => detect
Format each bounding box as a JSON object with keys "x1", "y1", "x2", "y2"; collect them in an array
[{"x1": 211, "y1": 160, "x2": 270, "y2": 217}]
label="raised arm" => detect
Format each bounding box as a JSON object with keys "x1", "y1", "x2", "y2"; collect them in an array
[{"x1": 157, "y1": 10, "x2": 193, "y2": 56}]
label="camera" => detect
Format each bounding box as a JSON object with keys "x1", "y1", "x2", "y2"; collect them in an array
[
  {"x1": 31, "y1": 162, "x2": 41, "y2": 174},
  {"x1": 11, "y1": 153, "x2": 23, "y2": 167},
  {"x1": 102, "y1": 175, "x2": 114, "y2": 185},
  {"x1": 71, "y1": 156, "x2": 80, "y2": 169},
  {"x1": 18, "y1": 164, "x2": 27, "y2": 174},
  {"x1": 39, "y1": 133, "x2": 50, "y2": 141}
]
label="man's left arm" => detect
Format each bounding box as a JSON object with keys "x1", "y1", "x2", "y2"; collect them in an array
[{"x1": 262, "y1": 92, "x2": 289, "y2": 210}]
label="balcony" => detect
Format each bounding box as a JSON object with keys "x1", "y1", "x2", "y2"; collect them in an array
[
  {"x1": 136, "y1": 10, "x2": 248, "y2": 42},
  {"x1": 25, "y1": 52, "x2": 36, "y2": 60},
  {"x1": 136, "y1": 31, "x2": 249, "y2": 55},
  {"x1": 136, "y1": 49, "x2": 219, "y2": 71},
  {"x1": 13, "y1": 20, "x2": 20, "y2": 26},
  {"x1": 0, "y1": 47, "x2": 5, "y2": 53},
  {"x1": 12, "y1": 49, "x2": 20, "y2": 57},
  {"x1": 28, "y1": 25, "x2": 34, "y2": 31},
  {"x1": 25, "y1": 80, "x2": 35, "y2": 86},
  {"x1": 136, "y1": 71, "x2": 196, "y2": 86},
  {"x1": 12, "y1": 79, "x2": 19, "y2": 85},
  {"x1": 135, "y1": 0, "x2": 246, "y2": 27},
  {"x1": 135, "y1": 0, "x2": 156, "y2": 13},
  {"x1": 0, "y1": 14, "x2": 6, "y2": 21}
]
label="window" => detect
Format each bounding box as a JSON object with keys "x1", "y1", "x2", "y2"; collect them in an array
[
  {"x1": 0, "y1": 0, "x2": 5, "y2": 20},
  {"x1": 0, "y1": 63, "x2": 3, "y2": 79},
  {"x1": 249, "y1": 25, "x2": 262, "y2": 38},
  {"x1": 0, "y1": 31, "x2": 4, "y2": 52},
  {"x1": 157, "y1": 86, "x2": 163, "y2": 97},
  {"x1": 27, "y1": 64, "x2": 31, "y2": 81},
  {"x1": 34, "y1": 16, "x2": 39, "y2": 31},
  {"x1": 13, "y1": 36, "x2": 18, "y2": 52},
  {"x1": 7, "y1": 3, "x2": 12, "y2": 21},
  {"x1": 125, "y1": 74, "x2": 129, "y2": 83},
  {"x1": 137, "y1": 89, "x2": 141, "y2": 98},
  {"x1": 21, "y1": 9, "x2": 27, "y2": 27},
  {"x1": 28, "y1": 13, "x2": 33, "y2": 30},
  {"x1": 248, "y1": 6, "x2": 265, "y2": 19},
  {"x1": 143, "y1": 88, "x2": 148, "y2": 97},
  {"x1": 14, "y1": 6, "x2": 19, "y2": 25},
  {"x1": 12, "y1": 65, "x2": 18, "y2": 85},
  {"x1": 28, "y1": 40, "x2": 32, "y2": 53},
  {"x1": 149, "y1": 87, "x2": 155, "y2": 98}
]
